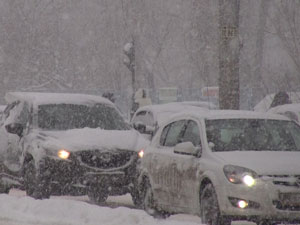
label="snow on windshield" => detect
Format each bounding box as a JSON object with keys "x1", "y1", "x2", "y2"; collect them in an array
[{"x1": 38, "y1": 103, "x2": 130, "y2": 130}]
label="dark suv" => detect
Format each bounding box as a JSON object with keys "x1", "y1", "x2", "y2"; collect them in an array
[{"x1": 0, "y1": 92, "x2": 147, "y2": 205}]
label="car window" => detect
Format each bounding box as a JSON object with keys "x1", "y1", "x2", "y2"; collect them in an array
[
  {"x1": 159, "y1": 123, "x2": 170, "y2": 146},
  {"x1": 206, "y1": 119, "x2": 300, "y2": 152},
  {"x1": 163, "y1": 120, "x2": 186, "y2": 147},
  {"x1": 2, "y1": 101, "x2": 19, "y2": 121},
  {"x1": 132, "y1": 110, "x2": 154, "y2": 126},
  {"x1": 38, "y1": 103, "x2": 130, "y2": 130},
  {"x1": 133, "y1": 111, "x2": 147, "y2": 123},
  {"x1": 2, "y1": 101, "x2": 31, "y2": 127},
  {"x1": 181, "y1": 120, "x2": 201, "y2": 146}
]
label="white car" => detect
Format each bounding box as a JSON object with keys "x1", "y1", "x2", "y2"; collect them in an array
[
  {"x1": 138, "y1": 109, "x2": 300, "y2": 225},
  {"x1": 131, "y1": 102, "x2": 210, "y2": 140},
  {"x1": 267, "y1": 103, "x2": 300, "y2": 122}
]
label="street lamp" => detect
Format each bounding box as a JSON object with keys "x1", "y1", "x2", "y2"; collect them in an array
[{"x1": 123, "y1": 40, "x2": 137, "y2": 117}]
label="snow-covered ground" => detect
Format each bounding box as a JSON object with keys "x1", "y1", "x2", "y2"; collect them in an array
[
  {"x1": 0, "y1": 189, "x2": 255, "y2": 225},
  {"x1": 0, "y1": 189, "x2": 204, "y2": 225}
]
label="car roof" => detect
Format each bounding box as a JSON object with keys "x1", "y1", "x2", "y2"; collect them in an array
[
  {"x1": 133, "y1": 102, "x2": 209, "y2": 125},
  {"x1": 5, "y1": 92, "x2": 114, "y2": 106},
  {"x1": 135, "y1": 102, "x2": 209, "y2": 114},
  {"x1": 169, "y1": 109, "x2": 291, "y2": 121}
]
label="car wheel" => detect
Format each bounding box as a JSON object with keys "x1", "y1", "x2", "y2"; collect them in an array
[
  {"x1": 200, "y1": 183, "x2": 231, "y2": 225},
  {"x1": 23, "y1": 160, "x2": 50, "y2": 199},
  {"x1": 142, "y1": 178, "x2": 170, "y2": 219},
  {"x1": 130, "y1": 185, "x2": 143, "y2": 208},
  {"x1": 87, "y1": 186, "x2": 108, "y2": 204}
]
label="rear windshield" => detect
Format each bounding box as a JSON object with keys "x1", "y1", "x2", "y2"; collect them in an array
[
  {"x1": 38, "y1": 103, "x2": 130, "y2": 130},
  {"x1": 205, "y1": 119, "x2": 300, "y2": 152}
]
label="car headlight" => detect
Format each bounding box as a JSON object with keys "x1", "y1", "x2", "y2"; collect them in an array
[
  {"x1": 57, "y1": 149, "x2": 71, "y2": 160},
  {"x1": 138, "y1": 149, "x2": 144, "y2": 158},
  {"x1": 223, "y1": 165, "x2": 257, "y2": 187}
]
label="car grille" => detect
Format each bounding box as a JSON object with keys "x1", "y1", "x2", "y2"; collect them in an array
[
  {"x1": 73, "y1": 149, "x2": 137, "y2": 170},
  {"x1": 264, "y1": 175, "x2": 300, "y2": 211},
  {"x1": 264, "y1": 175, "x2": 300, "y2": 188}
]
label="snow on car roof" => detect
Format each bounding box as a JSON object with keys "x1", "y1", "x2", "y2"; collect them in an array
[
  {"x1": 5, "y1": 92, "x2": 113, "y2": 106},
  {"x1": 134, "y1": 102, "x2": 209, "y2": 125},
  {"x1": 170, "y1": 109, "x2": 291, "y2": 121},
  {"x1": 136, "y1": 102, "x2": 209, "y2": 114}
]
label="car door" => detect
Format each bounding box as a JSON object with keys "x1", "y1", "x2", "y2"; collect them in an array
[
  {"x1": 148, "y1": 119, "x2": 187, "y2": 207},
  {"x1": 171, "y1": 119, "x2": 202, "y2": 213},
  {"x1": 0, "y1": 101, "x2": 31, "y2": 172}
]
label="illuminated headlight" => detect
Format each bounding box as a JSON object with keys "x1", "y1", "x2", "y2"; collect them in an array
[
  {"x1": 57, "y1": 149, "x2": 70, "y2": 160},
  {"x1": 138, "y1": 149, "x2": 144, "y2": 158},
  {"x1": 223, "y1": 165, "x2": 257, "y2": 187}
]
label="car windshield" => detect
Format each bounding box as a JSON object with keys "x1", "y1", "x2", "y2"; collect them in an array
[
  {"x1": 38, "y1": 103, "x2": 130, "y2": 130},
  {"x1": 205, "y1": 119, "x2": 300, "y2": 152}
]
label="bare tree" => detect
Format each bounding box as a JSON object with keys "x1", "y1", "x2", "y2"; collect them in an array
[{"x1": 270, "y1": 0, "x2": 300, "y2": 86}]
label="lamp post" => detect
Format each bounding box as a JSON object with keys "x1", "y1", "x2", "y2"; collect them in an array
[{"x1": 123, "y1": 40, "x2": 137, "y2": 117}]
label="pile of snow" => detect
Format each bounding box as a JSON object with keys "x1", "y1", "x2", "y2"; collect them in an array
[{"x1": 0, "y1": 190, "x2": 202, "y2": 225}]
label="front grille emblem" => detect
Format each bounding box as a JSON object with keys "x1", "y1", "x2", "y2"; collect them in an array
[{"x1": 100, "y1": 153, "x2": 111, "y2": 162}]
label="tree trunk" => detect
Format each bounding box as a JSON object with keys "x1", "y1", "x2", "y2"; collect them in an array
[{"x1": 218, "y1": 0, "x2": 240, "y2": 109}]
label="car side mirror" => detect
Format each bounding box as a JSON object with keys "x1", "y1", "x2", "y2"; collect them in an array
[
  {"x1": 5, "y1": 123, "x2": 24, "y2": 137},
  {"x1": 174, "y1": 142, "x2": 200, "y2": 157},
  {"x1": 133, "y1": 121, "x2": 146, "y2": 133}
]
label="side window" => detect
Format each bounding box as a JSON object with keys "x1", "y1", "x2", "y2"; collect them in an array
[
  {"x1": 2, "y1": 101, "x2": 20, "y2": 121},
  {"x1": 160, "y1": 124, "x2": 171, "y2": 146},
  {"x1": 164, "y1": 120, "x2": 186, "y2": 147},
  {"x1": 182, "y1": 120, "x2": 201, "y2": 146},
  {"x1": 147, "y1": 111, "x2": 155, "y2": 126},
  {"x1": 132, "y1": 111, "x2": 147, "y2": 124}
]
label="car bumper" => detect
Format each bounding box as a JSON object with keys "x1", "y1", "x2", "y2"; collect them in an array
[
  {"x1": 42, "y1": 155, "x2": 137, "y2": 195},
  {"x1": 216, "y1": 178, "x2": 300, "y2": 222}
]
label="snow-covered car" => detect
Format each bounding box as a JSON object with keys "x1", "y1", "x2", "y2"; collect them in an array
[
  {"x1": 0, "y1": 92, "x2": 148, "y2": 205},
  {"x1": 267, "y1": 103, "x2": 300, "y2": 122},
  {"x1": 138, "y1": 109, "x2": 300, "y2": 225},
  {"x1": 130, "y1": 102, "x2": 209, "y2": 140}
]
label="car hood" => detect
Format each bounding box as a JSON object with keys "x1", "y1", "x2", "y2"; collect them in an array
[
  {"x1": 214, "y1": 151, "x2": 300, "y2": 175},
  {"x1": 35, "y1": 128, "x2": 149, "y2": 153}
]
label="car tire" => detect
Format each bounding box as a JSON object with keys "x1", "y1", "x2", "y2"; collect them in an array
[
  {"x1": 87, "y1": 186, "x2": 108, "y2": 204},
  {"x1": 200, "y1": 183, "x2": 231, "y2": 225},
  {"x1": 130, "y1": 186, "x2": 143, "y2": 208},
  {"x1": 23, "y1": 159, "x2": 50, "y2": 199},
  {"x1": 142, "y1": 178, "x2": 170, "y2": 219}
]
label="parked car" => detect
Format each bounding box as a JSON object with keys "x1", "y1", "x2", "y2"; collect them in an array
[
  {"x1": 130, "y1": 102, "x2": 209, "y2": 140},
  {"x1": 267, "y1": 103, "x2": 300, "y2": 122},
  {"x1": 138, "y1": 109, "x2": 300, "y2": 225},
  {"x1": 0, "y1": 92, "x2": 148, "y2": 205}
]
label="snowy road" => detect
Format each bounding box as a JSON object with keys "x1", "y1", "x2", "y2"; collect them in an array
[{"x1": 0, "y1": 189, "x2": 253, "y2": 225}]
